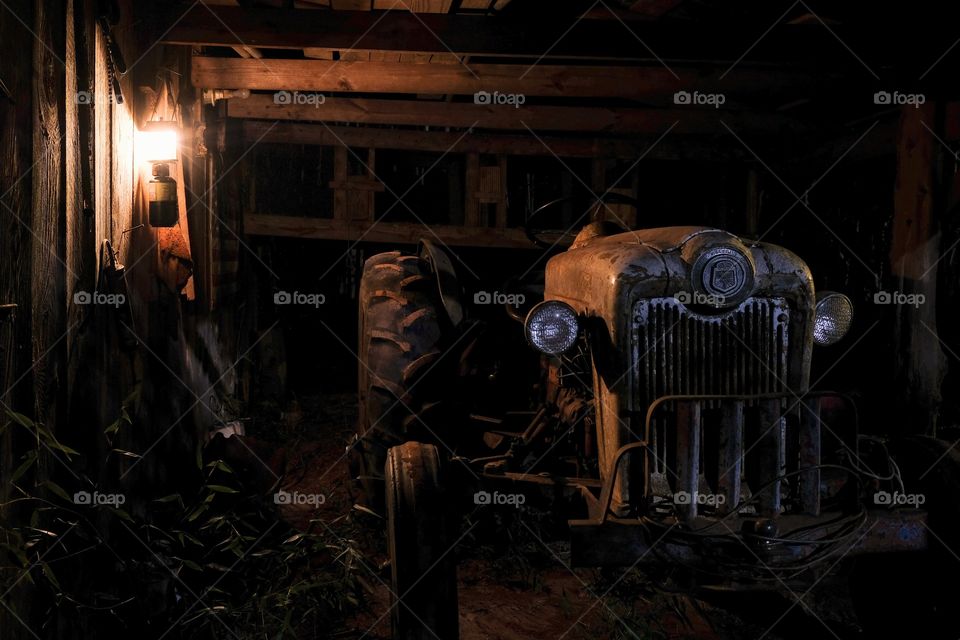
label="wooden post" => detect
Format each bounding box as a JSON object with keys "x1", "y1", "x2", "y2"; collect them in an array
[
  {"x1": 31, "y1": 0, "x2": 68, "y2": 432},
  {"x1": 332, "y1": 145, "x2": 348, "y2": 220},
  {"x1": 891, "y1": 103, "x2": 946, "y2": 435},
  {"x1": 330, "y1": 146, "x2": 382, "y2": 221},
  {"x1": 464, "y1": 152, "x2": 480, "y2": 226},
  {"x1": 65, "y1": 0, "x2": 98, "y2": 401},
  {"x1": 496, "y1": 155, "x2": 508, "y2": 228},
  {"x1": 591, "y1": 157, "x2": 606, "y2": 194}
]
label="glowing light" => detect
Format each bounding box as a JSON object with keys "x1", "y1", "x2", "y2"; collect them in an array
[{"x1": 137, "y1": 121, "x2": 178, "y2": 163}]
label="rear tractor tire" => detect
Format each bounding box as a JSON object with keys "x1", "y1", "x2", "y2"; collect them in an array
[{"x1": 351, "y1": 251, "x2": 454, "y2": 511}]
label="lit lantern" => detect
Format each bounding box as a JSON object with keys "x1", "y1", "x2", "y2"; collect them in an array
[{"x1": 137, "y1": 121, "x2": 179, "y2": 227}]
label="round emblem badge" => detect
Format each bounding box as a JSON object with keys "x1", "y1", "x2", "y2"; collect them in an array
[{"x1": 690, "y1": 246, "x2": 754, "y2": 307}]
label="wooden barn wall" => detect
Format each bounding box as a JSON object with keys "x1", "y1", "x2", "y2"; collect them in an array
[
  {"x1": 0, "y1": 0, "x2": 35, "y2": 457},
  {"x1": 1, "y1": 1, "x2": 208, "y2": 636},
  {"x1": 0, "y1": 0, "x2": 40, "y2": 633},
  {"x1": 87, "y1": 0, "x2": 207, "y2": 495},
  {"x1": 0, "y1": 1, "x2": 956, "y2": 634},
  {"x1": 31, "y1": 0, "x2": 69, "y2": 438}
]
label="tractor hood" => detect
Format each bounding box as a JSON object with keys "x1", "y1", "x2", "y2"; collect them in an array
[
  {"x1": 545, "y1": 225, "x2": 815, "y2": 320},
  {"x1": 545, "y1": 224, "x2": 817, "y2": 513}
]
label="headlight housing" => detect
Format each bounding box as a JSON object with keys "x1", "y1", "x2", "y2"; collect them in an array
[
  {"x1": 525, "y1": 300, "x2": 579, "y2": 355},
  {"x1": 813, "y1": 292, "x2": 853, "y2": 346}
]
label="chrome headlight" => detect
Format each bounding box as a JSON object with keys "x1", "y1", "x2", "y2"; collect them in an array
[
  {"x1": 813, "y1": 292, "x2": 853, "y2": 346},
  {"x1": 524, "y1": 301, "x2": 579, "y2": 355}
]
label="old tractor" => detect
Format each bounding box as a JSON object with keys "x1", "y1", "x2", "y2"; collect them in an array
[{"x1": 349, "y1": 195, "x2": 958, "y2": 639}]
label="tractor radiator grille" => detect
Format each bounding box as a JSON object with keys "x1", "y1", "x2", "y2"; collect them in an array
[
  {"x1": 633, "y1": 297, "x2": 790, "y2": 408},
  {"x1": 632, "y1": 297, "x2": 793, "y2": 515}
]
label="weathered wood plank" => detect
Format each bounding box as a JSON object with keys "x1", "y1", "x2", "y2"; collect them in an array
[
  {"x1": 0, "y1": 0, "x2": 35, "y2": 421},
  {"x1": 628, "y1": 0, "x2": 684, "y2": 17},
  {"x1": 66, "y1": 0, "x2": 97, "y2": 399},
  {"x1": 163, "y1": 5, "x2": 940, "y2": 69},
  {"x1": 93, "y1": 5, "x2": 111, "y2": 265},
  {"x1": 373, "y1": 0, "x2": 453, "y2": 10},
  {"x1": 0, "y1": 13, "x2": 35, "y2": 594},
  {"x1": 191, "y1": 56, "x2": 817, "y2": 102},
  {"x1": 240, "y1": 120, "x2": 745, "y2": 160},
  {"x1": 164, "y1": 5, "x2": 686, "y2": 59},
  {"x1": 31, "y1": 0, "x2": 67, "y2": 427},
  {"x1": 247, "y1": 120, "x2": 602, "y2": 155},
  {"x1": 228, "y1": 94, "x2": 801, "y2": 134},
  {"x1": 243, "y1": 213, "x2": 534, "y2": 248}
]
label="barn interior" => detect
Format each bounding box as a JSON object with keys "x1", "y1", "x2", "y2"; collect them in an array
[{"x1": 2, "y1": 1, "x2": 960, "y2": 638}]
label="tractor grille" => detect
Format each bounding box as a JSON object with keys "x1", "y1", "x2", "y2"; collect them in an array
[
  {"x1": 632, "y1": 297, "x2": 793, "y2": 515},
  {"x1": 633, "y1": 296, "x2": 790, "y2": 408}
]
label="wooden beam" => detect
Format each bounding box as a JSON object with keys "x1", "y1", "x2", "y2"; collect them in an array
[
  {"x1": 580, "y1": 1, "x2": 681, "y2": 20},
  {"x1": 191, "y1": 56, "x2": 818, "y2": 102},
  {"x1": 228, "y1": 94, "x2": 801, "y2": 134},
  {"x1": 890, "y1": 102, "x2": 945, "y2": 435},
  {"x1": 164, "y1": 5, "x2": 691, "y2": 60},
  {"x1": 628, "y1": 0, "x2": 684, "y2": 17},
  {"x1": 163, "y1": 5, "x2": 946, "y2": 69},
  {"x1": 193, "y1": 56, "x2": 672, "y2": 98},
  {"x1": 241, "y1": 120, "x2": 714, "y2": 159},
  {"x1": 372, "y1": 0, "x2": 453, "y2": 10},
  {"x1": 243, "y1": 213, "x2": 534, "y2": 248}
]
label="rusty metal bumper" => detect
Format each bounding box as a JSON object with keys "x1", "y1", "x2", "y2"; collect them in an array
[{"x1": 568, "y1": 509, "x2": 928, "y2": 568}]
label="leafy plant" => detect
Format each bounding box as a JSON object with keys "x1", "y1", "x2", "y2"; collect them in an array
[{"x1": 0, "y1": 409, "x2": 365, "y2": 639}]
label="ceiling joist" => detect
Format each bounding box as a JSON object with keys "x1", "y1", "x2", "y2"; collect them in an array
[
  {"x1": 163, "y1": 5, "x2": 668, "y2": 60},
  {"x1": 228, "y1": 94, "x2": 802, "y2": 134},
  {"x1": 163, "y1": 5, "x2": 884, "y2": 64},
  {"x1": 161, "y1": 5, "x2": 956, "y2": 71},
  {"x1": 240, "y1": 120, "x2": 748, "y2": 160},
  {"x1": 192, "y1": 56, "x2": 821, "y2": 102},
  {"x1": 243, "y1": 214, "x2": 532, "y2": 248}
]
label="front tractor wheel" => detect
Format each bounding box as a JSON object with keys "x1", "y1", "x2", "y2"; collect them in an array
[{"x1": 386, "y1": 442, "x2": 460, "y2": 640}]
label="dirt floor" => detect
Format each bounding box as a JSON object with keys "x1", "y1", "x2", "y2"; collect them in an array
[{"x1": 235, "y1": 393, "x2": 863, "y2": 640}]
